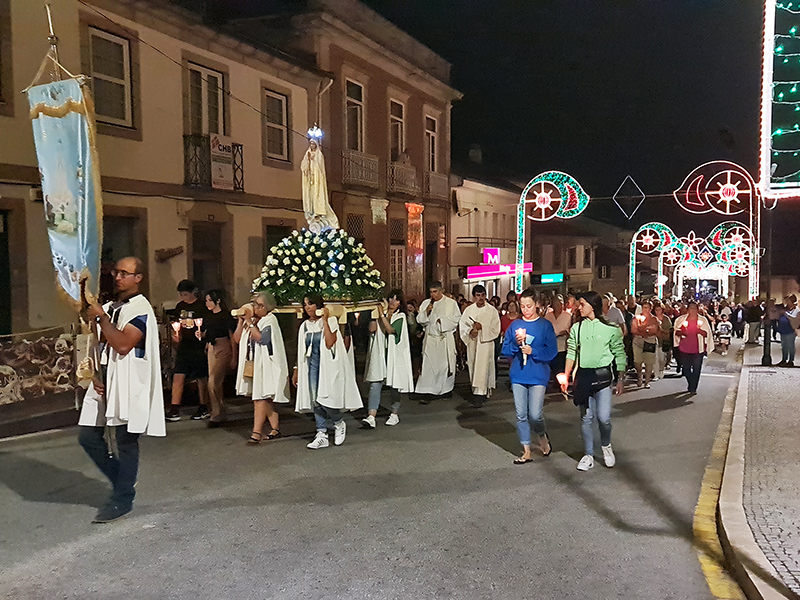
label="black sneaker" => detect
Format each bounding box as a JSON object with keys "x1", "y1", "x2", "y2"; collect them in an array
[
  {"x1": 191, "y1": 406, "x2": 210, "y2": 420},
  {"x1": 92, "y1": 503, "x2": 132, "y2": 523},
  {"x1": 165, "y1": 406, "x2": 181, "y2": 422}
]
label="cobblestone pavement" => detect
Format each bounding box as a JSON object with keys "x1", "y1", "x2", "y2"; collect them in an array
[{"x1": 743, "y1": 341, "x2": 800, "y2": 596}]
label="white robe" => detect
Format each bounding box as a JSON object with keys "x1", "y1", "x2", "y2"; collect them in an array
[
  {"x1": 79, "y1": 294, "x2": 166, "y2": 436},
  {"x1": 385, "y1": 312, "x2": 415, "y2": 394},
  {"x1": 364, "y1": 324, "x2": 388, "y2": 383},
  {"x1": 415, "y1": 296, "x2": 460, "y2": 395},
  {"x1": 459, "y1": 303, "x2": 501, "y2": 397},
  {"x1": 235, "y1": 313, "x2": 290, "y2": 403},
  {"x1": 295, "y1": 317, "x2": 363, "y2": 412}
]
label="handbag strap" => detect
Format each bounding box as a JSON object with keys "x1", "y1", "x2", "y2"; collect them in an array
[{"x1": 575, "y1": 320, "x2": 582, "y2": 371}]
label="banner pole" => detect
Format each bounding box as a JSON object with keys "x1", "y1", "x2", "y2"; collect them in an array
[{"x1": 44, "y1": 2, "x2": 60, "y2": 82}]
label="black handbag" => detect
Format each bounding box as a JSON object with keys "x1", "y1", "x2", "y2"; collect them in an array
[
  {"x1": 643, "y1": 341, "x2": 657, "y2": 353},
  {"x1": 572, "y1": 321, "x2": 614, "y2": 406}
]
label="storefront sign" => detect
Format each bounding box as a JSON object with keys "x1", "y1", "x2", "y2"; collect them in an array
[
  {"x1": 467, "y1": 263, "x2": 532, "y2": 280},
  {"x1": 210, "y1": 134, "x2": 234, "y2": 190},
  {"x1": 482, "y1": 248, "x2": 501, "y2": 264},
  {"x1": 538, "y1": 273, "x2": 564, "y2": 284}
]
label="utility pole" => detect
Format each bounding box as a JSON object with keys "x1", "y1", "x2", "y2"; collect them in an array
[{"x1": 762, "y1": 206, "x2": 773, "y2": 366}]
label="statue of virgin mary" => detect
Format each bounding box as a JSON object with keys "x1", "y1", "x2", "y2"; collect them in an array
[{"x1": 301, "y1": 127, "x2": 339, "y2": 232}]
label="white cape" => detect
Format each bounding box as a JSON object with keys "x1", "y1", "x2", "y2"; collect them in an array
[
  {"x1": 235, "y1": 312, "x2": 290, "y2": 403},
  {"x1": 295, "y1": 317, "x2": 363, "y2": 412},
  {"x1": 459, "y1": 303, "x2": 501, "y2": 397},
  {"x1": 415, "y1": 296, "x2": 460, "y2": 395},
  {"x1": 363, "y1": 324, "x2": 387, "y2": 383},
  {"x1": 385, "y1": 312, "x2": 415, "y2": 394},
  {"x1": 79, "y1": 294, "x2": 166, "y2": 436}
]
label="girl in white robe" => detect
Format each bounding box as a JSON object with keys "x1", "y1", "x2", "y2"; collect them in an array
[
  {"x1": 233, "y1": 292, "x2": 290, "y2": 445},
  {"x1": 362, "y1": 290, "x2": 415, "y2": 428},
  {"x1": 293, "y1": 294, "x2": 362, "y2": 449}
]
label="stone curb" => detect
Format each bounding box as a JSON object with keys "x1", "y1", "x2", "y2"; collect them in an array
[{"x1": 718, "y1": 346, "x2": 799, "y2": 600}]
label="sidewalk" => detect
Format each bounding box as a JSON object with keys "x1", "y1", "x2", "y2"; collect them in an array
[{"x1": 719, "y1": 337, "x2": 800, "y2": 600}]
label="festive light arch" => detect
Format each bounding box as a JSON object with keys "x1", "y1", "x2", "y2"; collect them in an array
[
  {"x1": 629, "y1": 221, "x2": 755, "y2": 299},
  {"x1": 514, "y1": 171, "x2": 590, "y2": 291}
]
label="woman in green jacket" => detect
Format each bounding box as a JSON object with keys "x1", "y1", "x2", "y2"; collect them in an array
[{"x1": 560, "y1": 291, "x2": 627, "y2": 472}]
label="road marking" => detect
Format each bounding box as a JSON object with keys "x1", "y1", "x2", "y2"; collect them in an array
[
  {"x1": 701, "y1": 373, "x2": 735, "y2": 378},
  {"x1": 693, "y1": 364, "x2": 745, "y2": 599}
]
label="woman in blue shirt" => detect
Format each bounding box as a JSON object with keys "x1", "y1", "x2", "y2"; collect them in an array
[{"x1": 501, "y1": 288, "x2": 558, "y2": 464}]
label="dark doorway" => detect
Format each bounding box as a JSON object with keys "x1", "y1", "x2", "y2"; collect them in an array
[
  {"x1": 101, "y1": 215, "x2": 140, "y2": 302},
  {"x1": 425, "y1": 240, "x2": 437, "y2": 288},
  {"x1": 264, "y1": 224, "x2": 293, "y2": 261},
  {"x1": 191, "y1": 221, "x2": 223, "y2": 293},
  {"x1": 0, "y1": 212, "x2": 10, "y2": 334}
]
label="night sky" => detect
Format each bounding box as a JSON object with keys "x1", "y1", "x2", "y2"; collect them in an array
[{"x1": 214, "y1": 0, "x2": 796, "y2": 276}]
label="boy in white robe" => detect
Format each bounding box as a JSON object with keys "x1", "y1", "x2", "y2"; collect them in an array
[
  {"x1": 416, "y1": 281, "x2": 461, "y2": 401},
  {"x1": 233, "y1": 291, "x2": 290, "y2": 444},
  {"x1": 80, "y1": 257, "x2": 165, "y2": 523},
  {"x1": 459, "y1": 285, "x2": 501, "y2": 403}
]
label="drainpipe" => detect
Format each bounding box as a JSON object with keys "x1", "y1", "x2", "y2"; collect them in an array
[{"x1": 317, "y1": 77, "x2": 334, "y2": 129}]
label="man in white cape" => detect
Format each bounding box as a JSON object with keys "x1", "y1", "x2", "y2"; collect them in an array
[
  {"x1": 416, "y1": 281, "x2": 461, "y2": 400},
  {"x1": 81, "y1": 257, "x2": 165, "y2": 523},
  {"x1": 459, "y1": 284, "x2": 501, "y2": 403}
]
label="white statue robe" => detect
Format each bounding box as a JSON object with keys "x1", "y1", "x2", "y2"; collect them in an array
[
  {"x1": 79, "y1": 294, "x2": 166, "y2": 436},
  {"x1": 415, "y1": 296, "x2": 460, "y2": 395},
  {"x1": 459, "y1": 303, "x2": 501, "y2": 397},
  {"x1": 300, "y1": 145, "x2": 339, "y2": 229},
  {"x1": 235, "y1": 312, "x2": 290, "y2": 403},
  {"x1": 295, "y1": 317, "x2": 362, "y2": 412},
  {"x1": 385, "y1": 312, "x2": 415, "y2": 394}
]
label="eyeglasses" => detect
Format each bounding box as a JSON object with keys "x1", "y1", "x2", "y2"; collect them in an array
[{"x1": 112, "y1": 269, "x2": 139, "y2": 279}]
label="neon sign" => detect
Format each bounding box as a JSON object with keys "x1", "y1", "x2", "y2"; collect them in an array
[{"x1": 467, "y1": 263, "x2": 532, "y2": 280}]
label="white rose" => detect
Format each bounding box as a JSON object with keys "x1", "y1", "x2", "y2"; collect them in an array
[
  {"x1": 332, "y1": 283, "x2": 339, "y2": 290},
  {"x1": 315, "y1": 252, "x2": 322, "y2": 257},
  {"x1": 292, "y1": 266, "x2": 299, "y2": 272},
  {"x1": 309, "y1": 280, "x2": 315, "y2": 287},
  {"x1": 356, "y1": 279, "x2": 362, "y2": 285},
  {"x1": 345, "y1": 278, "x2": 352, "y2": 285},
  {"x1": 290, "y1": 275, "x2": 297, "y2": 282},
  {"x1": 321, "y1": 242, "x2": 328, "y2": 248},
  {"x1": 320, "y1": 282, "x2": 327, "y2": 289},
  {"x1": 283, "y1": 258, "x2": 290, "y2": 265},
  {"x1": 276, "y1": 279, "x2": 283, "y2": 285},
  {"x1": 295, "y1": 257, "x2": 301, "y2": 264},
  {"x1": 299, "y1": 279, "x2": 305, "y2": 286},
  {"x1": 302, "y1": 265, "x2": 309, "y2": 271},
  {"x1": 337, "y1": 252, "x2": 344, "y2": 260},
  {"x1": 299, "y1": 248, "x2": 305, "y2": 255},
  {"x1": 278, "y1": 269, "x2": 284, "y2": 275},
  {"x1": 348, "y1": 236, "x2": 355, "y2": 244}
]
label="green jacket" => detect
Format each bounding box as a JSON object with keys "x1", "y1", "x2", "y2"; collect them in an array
[{"x1": 566, "y1": 318, "x2": 626, "y2": 372}]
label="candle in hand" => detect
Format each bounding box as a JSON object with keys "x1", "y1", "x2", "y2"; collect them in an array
[
  {"x1": 171, "y1": 321, "x2": 181, "y2": 333},
  {"x1": 516, "y1": 328, "x2": 528, "y2": 366},
  {"x1": 193, "y1": 317, "x2": 203, "y2": 329},
  {"x1": 556, "y1": 372, "x2": 568, "y2": 388}
]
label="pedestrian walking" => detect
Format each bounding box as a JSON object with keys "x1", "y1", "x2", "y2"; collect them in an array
[
  {"x1": 200, "y1": 289, "x2": 236, "y2": 426},
  {"x1": 79, "y1": 257, "x2": 165, "y2": 523},
  {"x1": 776, "y1": 294, "x2": 799, "y2": 367},
  {"x1": 560, "y1": 291, "x2": 626, "y2": 472},
  {"x1": 545, "y1": 294, "x2": 572, "y2": 381},
  {"x1": 744, "y1": 300, "x2": 763, "y2": 344},
  {"x1": 500, "y1": 287, "x2": 558, "y2": 464},
  {"x1": 233, "y1": 291, "x2": 290, "y2": 444},
  {"x1": 631, "y1": 300, "x2": 659, "y2": 388},
  {"x1": 654, "y1": 302, "x2": 673, "y2": 379},
  {"x1": 459, "y1": 285, "x2": 501, "y2": 405},
  {"x1": 166, "y1": 279, "x2": 209, "y2": 421},
  {"x1": 362, "y1": 289, "x2": 415, "y2": 428},
  {"x1": 715, "y1": 313, "x2": 733, "y2": 356},
  {"x1": 673, "y1": 301, "x2": 714, "y2": 395},
  {"x1": 415, "y1": 281, "x2": 461, "y2": 401},
  {"x1": 293, "y1": 294, "x2": 362, "y2": 449}
]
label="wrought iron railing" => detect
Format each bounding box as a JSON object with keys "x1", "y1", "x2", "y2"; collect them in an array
[
  {"x1": 184, "y1": 134, "x2": 211, "y2": 187},
  {"x1": 387, "y1": 161, "x2": 419, "y2": 195},
  {"x1": 455, "y1": 236, "x2": 516, "y2": 248},
  {"x1": 342, "y1": 149, "x2": 379, "y2": 188},
  {"x1": 232, "y1": 143, "x2": 244, "y2": 192},
  {"x1": 423, "y1": 171, "x2": 449, "y2": 200}
]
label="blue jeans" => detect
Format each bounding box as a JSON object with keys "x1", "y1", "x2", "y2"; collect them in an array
[
  {"x1": 313, "y1": 404, "x2": 343, "y2": 432},
  {"x1": 511, "y1": 383, "x2": 547, "y2": 446},
  {"x1": 579, "y1": 386, "x2": 612, "y2": 456},
  {"x1": 781, "y1": 332, "x2": 797, "y2": 363},
  {"x1": 680, "y1": 352, "x2": 704, "y2": 393},
  {"x1": 368, "y1": 381, "x2": 401, "y2": 413},
  {"x1": 78, "y1": 425, "x2": 140, "y2": 510}
]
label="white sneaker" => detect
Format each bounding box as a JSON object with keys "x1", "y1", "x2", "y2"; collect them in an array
[
  {"x1": 602, "y1": 444, "x2": 616, "y2": 468},
  {"x1": 385, "y1": 413, "x2": 400, "y2": 426},
  {"x1": 362, "y1": 415, "x2": 376, "y2": 428},
  {"x1": 577, "y1": 455, "x2": 594, "y2": 471},
  {"x1": 333, "y1": 420, "x2": 346, "y2": 445},
  {"x1": 306, "y1": 432, "x2": 329, "y2": 449}
]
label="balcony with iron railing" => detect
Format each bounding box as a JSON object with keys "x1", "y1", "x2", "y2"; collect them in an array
[
  {"x1": 342, "y1": 149, "x2": 379, "y2": 188},
  {"x1": 183, "y1": 134, "x2": 244, "y2": 191},
  {"x1": 387, "y1": 161, "x2": 419, "y2": 196},
  {"x1": 423, "y1": 170, "x2": 449, "y2": 200}
]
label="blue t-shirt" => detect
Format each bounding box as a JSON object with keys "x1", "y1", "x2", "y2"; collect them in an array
[{"x1": 501, "y1": 317, "x2": 558, "y2": 386}]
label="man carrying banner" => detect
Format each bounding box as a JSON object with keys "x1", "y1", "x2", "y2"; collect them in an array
[
  {"x1": 79, "y1": 256, "x2": 165, "y2": 523},
  {"x1": 459, "y1": 285, "x2": 501, "y2": 405}
]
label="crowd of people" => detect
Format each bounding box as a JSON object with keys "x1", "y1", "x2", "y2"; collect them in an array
[{"x1": 76, "y1": 255, "x2": 799, "y2": 523}]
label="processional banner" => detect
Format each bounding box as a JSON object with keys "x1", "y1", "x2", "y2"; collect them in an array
[{"x1": 27, "y1": 78, "x2": 103, "y2": 309}]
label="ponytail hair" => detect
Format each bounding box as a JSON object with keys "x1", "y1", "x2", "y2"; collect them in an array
[{"x1": 576, "y1": 291, "x2": 614, "y2": 327}]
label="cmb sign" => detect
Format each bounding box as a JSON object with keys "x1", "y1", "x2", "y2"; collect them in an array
[{"x1": 210, "y1": 134, "x2": 234, "y2": 190}]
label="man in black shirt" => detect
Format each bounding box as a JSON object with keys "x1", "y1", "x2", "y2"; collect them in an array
[{"x1": 166, "y1": 280, "x2": 210, "y2": 421}]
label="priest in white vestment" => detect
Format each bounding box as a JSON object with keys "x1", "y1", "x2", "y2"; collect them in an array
[
  {"x1": 80, "y1": 257, "x2": 165, "y2": 523},
  {"x1": 459, "y1": 285, "x2": 501, "y2": 401},
  {"x1": 415, "y1": 281, "x2": 461, "y2": 398}
]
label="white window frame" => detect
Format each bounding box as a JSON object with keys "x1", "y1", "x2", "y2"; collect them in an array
[
  {"x1": 188, "y1": 62, "x2": 224, "y2": 135},
  {"x1": 88, "y1": 27, "x2": 132, "y2": 127},
  {"x1": 389, "y1": 99, "x2": 405, "y2": 162},
  {"x1": 425, "y1": 115, "x2": 438, "y2": 173},
  {"x1": 263, "y1": 89, "x2": 289, "y2": 161},
  {"x1": 389, "y1": 244, "x2": 406, "y2": 290},
  {"x1": 345, "y1": 78, "x2": 364, "y2": 152}
]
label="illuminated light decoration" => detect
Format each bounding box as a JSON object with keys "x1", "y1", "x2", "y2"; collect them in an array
[
  {"x1": 515, "y1": 171, "x2": 590, "y2": 291},
  {"x1": 760, "y1": 1, "x2": 800, "y2": 199},
  {"x1": 307, "y1": 125, "x2": 323, "y2": 141},
  {"x1": 466, "y1": 263, "x2": 532, "y2": 281},
  {"x1": 673, "y1": 162, "x2": 761, "y2": 299},
  {"x1": 613, "y1": 175, "x2": 646, "y2": 220}
]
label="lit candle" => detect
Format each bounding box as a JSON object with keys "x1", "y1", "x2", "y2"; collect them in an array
[
  {"x1": 171, "y1": 321, "x2": 181, "y2": 333},
  {"x1": 556, "y1": 372, "x2": 568, "y2": 387},
  {"x1": 193, "y1": 317, "x2": 203, "y2": 329},
  {"x1": 516, "y1": 328, "x2": 528, "y2": 366}
]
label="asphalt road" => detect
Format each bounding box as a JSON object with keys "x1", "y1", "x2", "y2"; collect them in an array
[{"x1": 0, "y1": 353, "x2": 738, "y2": 599}]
